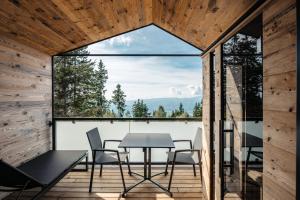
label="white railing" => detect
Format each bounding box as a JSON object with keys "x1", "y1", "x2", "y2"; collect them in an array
[{"x1": 55, "y1": 119, "x2": 202, "y2": 162}]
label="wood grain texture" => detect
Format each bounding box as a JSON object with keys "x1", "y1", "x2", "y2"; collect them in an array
[
  {"x1": 201, "y1": 53, "x2": 211, "y2": 200},
  {"x1": 5, "y1": 167, "x2": 203, "y2": 200},
  {"x1": 262, "y1": 0, "x2": 296, "y2": 199},
  {"x1": 0, "y1": 0, "x2": 256, "y2": 55},
  {"x1": 213, "y1": 46, "x2": 222, "y2": 200},
  {"x1": 152, "y1": 0, "x2": 256, "y2": 50},
  {"x1": 0, "y1": 35, "x2": 52, "y2": 166}
]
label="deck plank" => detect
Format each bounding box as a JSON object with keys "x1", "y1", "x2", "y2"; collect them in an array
[{"x1": 5, "y1": 167, "x2": 203, "y2": 200}]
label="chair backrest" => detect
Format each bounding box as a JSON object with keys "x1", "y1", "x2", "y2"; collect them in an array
[
  {"x1": 193, "y1": 128, "x2": 202, "y2": 150},
  {"x1": 86, "y1": 128, "x2": 103, "y2": 151},
  {"x1": 0, "y1": 160, "x2": 41, "y2": 189}
]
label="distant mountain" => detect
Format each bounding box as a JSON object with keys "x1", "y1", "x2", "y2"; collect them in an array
[{"x1": 111, "y1": 96, "x2": 202, "y2": 116}]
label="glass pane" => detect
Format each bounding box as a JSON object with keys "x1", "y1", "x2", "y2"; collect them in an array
[
  {"x1": 64, "y1": 25, "x2": 201, "y2": 54},
  {"x1": 53, "y1": 56, "x2": 202, "y2": 118},
  {"x1": 222, "y1": 15, "x2": 263, "y2": 200}
]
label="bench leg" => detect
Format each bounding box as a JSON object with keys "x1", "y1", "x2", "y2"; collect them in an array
[{"x1": 15, "y1": 180, "x2": 30, "y2": 200}]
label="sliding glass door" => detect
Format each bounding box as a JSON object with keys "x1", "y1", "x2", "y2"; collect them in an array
[{"x1": 220, "y1": 15, "x2": 263, "y2": 200}]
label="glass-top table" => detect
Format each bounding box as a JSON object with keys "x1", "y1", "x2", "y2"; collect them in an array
[{"x1": 119, "y1": 133, "x2": 175, "y2": 197}]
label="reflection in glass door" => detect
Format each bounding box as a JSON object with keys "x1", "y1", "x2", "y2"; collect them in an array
[{"x1": 221, "y1": 15, "x2": 263, "y2": 200}]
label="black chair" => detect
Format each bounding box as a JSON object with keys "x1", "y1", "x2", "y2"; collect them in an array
[
  {"x1": 164, "y1": 128, "x2": 203, "y2": 191},
  {"x1": 86, "y1": 128, "x2": 131, "y2": 192}
]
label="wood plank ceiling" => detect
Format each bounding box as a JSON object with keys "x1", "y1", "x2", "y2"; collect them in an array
[{"x1": 0, "y1": 0, "x2": 255, "y2": 55}]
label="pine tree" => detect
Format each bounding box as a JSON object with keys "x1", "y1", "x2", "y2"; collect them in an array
[
  {"x1": 179, "y1": 102, "x2": 184, "y2": 115},
  {"x1": 54, "y1": 47, "x2": 95, "y2": 117},
  {"x1": 93, "y1": 60, "x2": 109, "y2": 117},
  {"x1": 132, "y1": 99, "x2": 149, "y2": 117},
  {"x1": 125, "y1": 110, "x2": 131, "y2": 117},
  {"x1": 111, "y1": 84, "x2": 126, "y2": 117},
  {"x1": 153, "y1": 105, "x2": 167, "y2": 118},
  {"x1": 170, "y1": 102, "x2": 190, "y2": 118},
  {"x1": 193, "y1": 102, "x2": 202, "y2": 118}
]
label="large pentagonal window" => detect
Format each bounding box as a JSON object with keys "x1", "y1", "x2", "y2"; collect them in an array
[{"x1": 53, "y1": 25, "x2": 202, "y2": 118}]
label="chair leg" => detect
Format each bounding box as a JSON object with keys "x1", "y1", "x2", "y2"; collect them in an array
[
  {"x1": 168, "y1": 161, "x2": 176, "y2": 191},
  {"x1": 199, "y1": 162, "x2": 203, "y2": 183},
  {"x1": 100, "y1": 164, "x2": 103, "y2": 176},
  {"x1": 118, "y1": 162, "x2": 126, "y2": 191},
  {"x1": 197, "y1": 151, "x2": 203, "y2": 183},
  {"x1": 89, "y1": 153, "x2": 96, "y2": 193},
  {"x1": 192, "y1": 164, "x2": 196, "y2": 176},
  {"x1": 164, "y1": 159, "x2": 169, "y2": 176}
]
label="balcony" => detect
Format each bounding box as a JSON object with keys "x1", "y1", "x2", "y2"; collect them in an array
[
  {"x1": 5, "y1": 167, "x2": 202, "y2": 200},
  {"x1": 0, "y1": 1, "x2": 297, "y2": 200}
]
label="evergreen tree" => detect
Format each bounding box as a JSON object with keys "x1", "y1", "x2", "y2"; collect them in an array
[
  {"x1": 93, "y1": 60, "x2": 109, "y2": 117},
  {"x1": 170, "y1": 102, "x2": 190, "y2": 118},
  {"x1": 193, "y1": 102, "x2": 202, "y2": 118},
  {"x1": 103, "y1": 110, "x2": 117, "y2": 118},
  {"x1": 153, "y1": 105, "x2": 167, "y2": 118},
  {"x1": 54, "y1": 47, "x2": 95, "y2": 117},
  {"x1": 125, "y1": 110, "x2": 131, "y2": 117},
  {"x1": 178, "y1": 102, "x2": 184, "y2": 115},
  {"x1": 223, "y1": 33, "x2": 262, "y2": 118},
  {"x1": 111, "y1": 84, "x2": 126, "y2": 117},
  {"x1": 132, "y1": 99, "x2": 149, "y2": 117}
]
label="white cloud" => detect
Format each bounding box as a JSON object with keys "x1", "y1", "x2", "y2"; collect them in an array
[
  {"x1": 91, "y1": 56, "x2": 202, "y2": 100},
  {"x1": 187, "y1": 85, "x2": 202, "y2": 96},
  {"x1": 169, "y1": 87, "x2": 183, "y2": 96},
  {"x1": 108, "y1": 35, "x2": 133, "y2": 46}
]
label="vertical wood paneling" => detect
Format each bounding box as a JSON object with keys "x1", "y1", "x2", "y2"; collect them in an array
[
  {"x1": 263, "y1": 0, "x2": 296, "y2": 199},
  {"x1": 0, "y1": 35, "x2": 52, "y2": 166},
  {"x1": 202, "y1": 53, "x2": 211, "y2": 200},
  {"x1": 213, "y1": 46, "x2": 222, "y2": 200}
]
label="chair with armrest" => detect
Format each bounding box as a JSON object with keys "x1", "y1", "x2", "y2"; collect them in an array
[
  {"x1": 86, "y1": 128, "x2": 131, "y2": 193},
  {"x1": 164, "y1": 128, "x2": 203, "y2": 191}
]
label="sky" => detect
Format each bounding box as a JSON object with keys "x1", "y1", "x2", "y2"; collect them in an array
[{"x1": 86, "y1": 25, "x2": 202, "y2": 101}]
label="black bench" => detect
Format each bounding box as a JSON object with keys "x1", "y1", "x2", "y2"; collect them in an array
[{"x1": 0, "y1": 150, "x2": 88, "y2": 200}]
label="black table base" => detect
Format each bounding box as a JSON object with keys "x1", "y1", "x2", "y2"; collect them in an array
[{"x1": 122, "y1": 147, "x2": 172, "y2": 197}]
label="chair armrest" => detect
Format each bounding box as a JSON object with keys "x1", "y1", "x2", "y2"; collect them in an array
[
  {"x1": 103, "y1": 140, "x2": 128, "y2": 152},
  {"x1": 172, "y1": 149, "x2": 201, "y2": 163},
  {"x1": 93, "y1": 149, "x2": 119, "y2": 153},
  {"x1": 174, "y1": 149, "x2": 200, "y2": 154},
  {"x1": 173, "y1": 140, "x2": 193, "y2": 149},
  {"x1": 103, "y1": 140, "x2": 122, "y2": 145},
  {"x1": 92, "y1": 149, "x2": 122, "y2": 162}
]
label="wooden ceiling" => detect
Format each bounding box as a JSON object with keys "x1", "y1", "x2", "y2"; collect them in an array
[{"x1": 0, "y1": 0, "x2": 256, "y2": 55}]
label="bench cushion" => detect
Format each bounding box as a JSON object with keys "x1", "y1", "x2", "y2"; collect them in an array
[{"x1": 18, "y1": 150, "x2": 87, "y2": 185}]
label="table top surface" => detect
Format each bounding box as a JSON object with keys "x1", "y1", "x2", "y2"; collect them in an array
[{"x1": 118, "y1": 133, "x2": 175, "y2": 148}]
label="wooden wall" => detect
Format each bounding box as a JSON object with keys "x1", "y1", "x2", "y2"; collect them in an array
[
  {"x1": 202, "y1": 53, "x2": 211, "y2": 200},
  {"x1": 0, "y1": 35, "x2": 52, "y2": 166},
  {"x1": 201, "y1": 46, "x2": 222, "y2": 200},
  {"x1": 213, "y1": 46, "x2": 222, "y2": 200},
  {"x1": 201, "y1": 1, "x2": 297, "y2": 199},
  {"x1": 263, "y1": 0, "x2": 296, "y2": 199}
]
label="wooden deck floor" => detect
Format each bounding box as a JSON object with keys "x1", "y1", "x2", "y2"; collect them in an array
[{"x1": 6, "y1": 166, "x2": 203, "y2": 200}]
